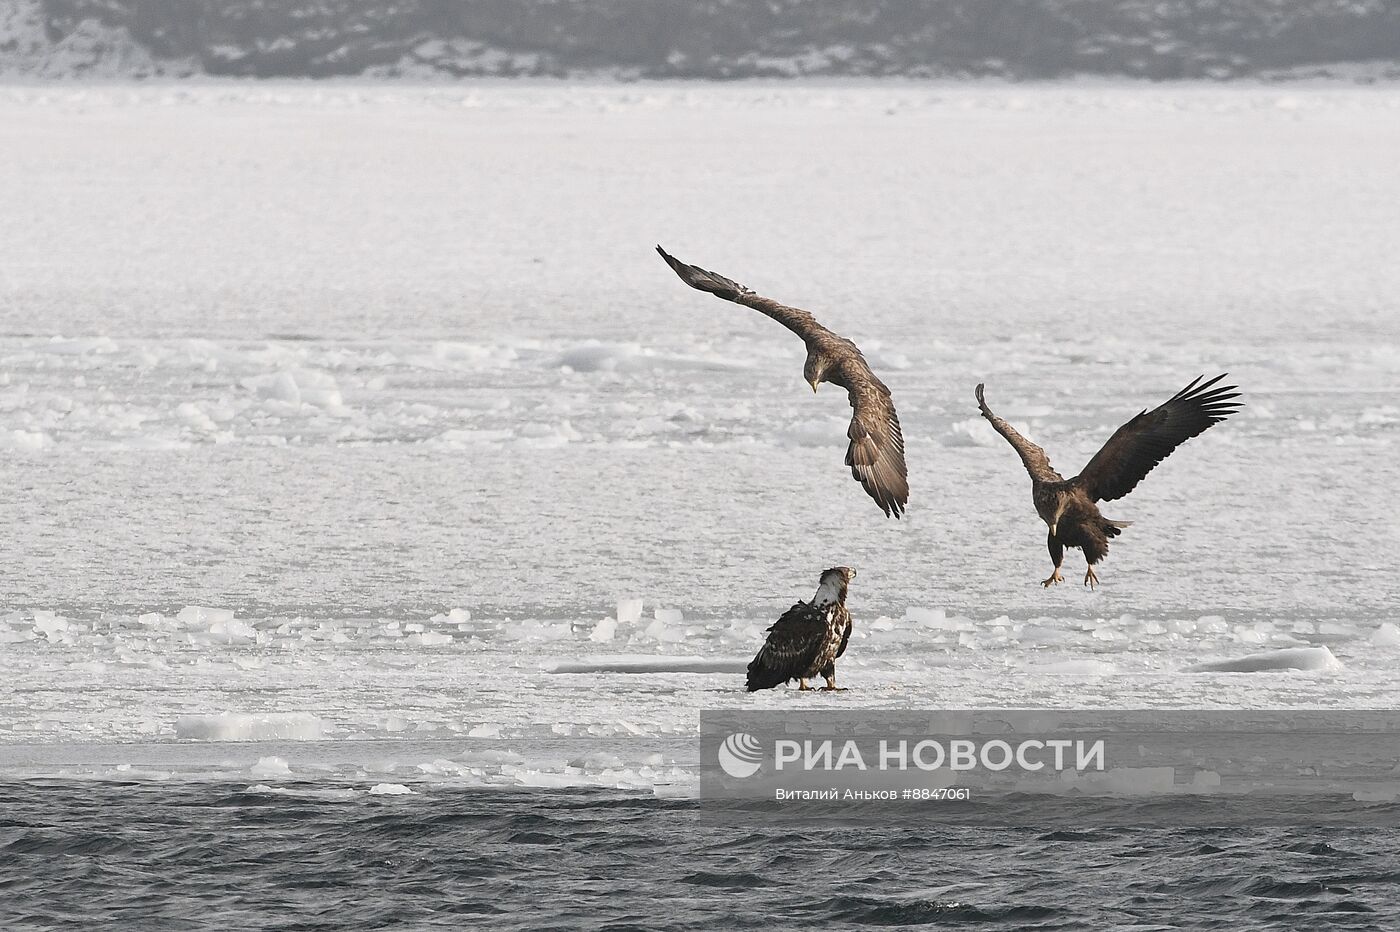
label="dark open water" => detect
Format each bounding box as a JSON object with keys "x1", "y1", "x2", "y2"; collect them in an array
[{"x1": 2, "y1": 783, "x2": 1399, "y2": 930}]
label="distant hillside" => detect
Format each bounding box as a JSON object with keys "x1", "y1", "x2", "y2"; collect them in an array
[{"x1": 5, "y1": 0, "x2": 1400, "y2": 80}]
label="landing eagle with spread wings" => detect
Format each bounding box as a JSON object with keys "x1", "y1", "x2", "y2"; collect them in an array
[
  {"x1": 976, "y1": 375, "x2": 1242, "y2": 589},
  {"x1": 747, "y1": 566, "x2": 856, "y2": 692},
  {"x1": 656, "y1": 246, "x2": 908, "y2": 518}
]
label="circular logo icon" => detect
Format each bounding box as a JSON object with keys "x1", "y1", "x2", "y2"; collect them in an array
[{"x1": 717, "y1": 732, "x2": 763, "y2": 779}]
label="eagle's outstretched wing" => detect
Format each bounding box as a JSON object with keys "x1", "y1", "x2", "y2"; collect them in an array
[
  {"x1": 747, "y1": 602, "x2": 825, "y2": 692},
  {"x1": 658, "y1": 245, "x2": 909, "y2": 518},
  {"x1": 835, "y1": 363, "x2": 909, "y2": 518},
  {"x1": 1073, "y1": 374, "x2": 1242, "y2": 502},
  {"x1": 656, "y1": 245, "x2": 830, "y2": 344},
  {"x1": 975, "y1": 383, "x2": 1063, "y2": 483}
]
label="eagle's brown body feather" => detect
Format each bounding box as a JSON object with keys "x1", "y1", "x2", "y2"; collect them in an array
[{"x1": 747, "y1": 567, "x2": 855, "y2": 691}]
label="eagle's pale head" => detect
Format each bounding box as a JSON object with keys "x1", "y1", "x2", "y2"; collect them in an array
[
  {"x1": 803, "y1": 353, "x2": 826, "y2": 393},
  {"x1": 1048, "y1": 496, "x2": 1070, "y2": 538},
  {"x1": 813, "y1": 566, "x2": 856, "y2": 606}
]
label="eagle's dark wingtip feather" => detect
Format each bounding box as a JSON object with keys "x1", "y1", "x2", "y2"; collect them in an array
[
  {"x1": 655, "y1": 246, "x2": 749, "y2": 301},
  {"x1": 1174, "y1": 373, "x2": 1207, "y2": 398},
  {"x1": 1180, "y1": 373, "x2": 1244, "y2": 423},
  {"x1": 1075, "y1": 372, "x2": 1245, "y2": 503},
  {"x1": 849, "y1": 457, "x2": 908, "y2": 519},
  {"x1": 1196, "y1": 372, "x2": 1226, "y2": 390},
  {"x1": 655, "y1": 244, "x2": 683, "y2": 274},
  {"x1": 1168, "y1": 373, "x2": 1244, "y2": 422}
]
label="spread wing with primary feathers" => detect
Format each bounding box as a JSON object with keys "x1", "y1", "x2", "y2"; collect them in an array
[
  {"x1": 1074, "y1": 374, "x2": 1242, "y2": 502},
  {"x1": 656, "y1": 245, "x2": 909, "y2": 518},
  {"x1": 836, "y1": 366, "x2": 909, "y2": 518},
  {"x1": 655, "y1": 246, "x2": 828, "y2": 343},
  {"x1": 975, "y1": 383, "x2": 1063, "y2": 483}
]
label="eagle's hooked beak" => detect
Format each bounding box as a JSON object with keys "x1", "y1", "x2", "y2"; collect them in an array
[
  {"x1": 1049, "y1": 522, "x2": 1058, "y2": 537},
  {"x1": 808, "y1": 379, "x2": 819, "y2": 393}
]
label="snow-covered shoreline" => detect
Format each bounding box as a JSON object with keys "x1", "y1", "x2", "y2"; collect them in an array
[{"x1": 10, "y1": 0, "x2": 1400, "y2": 81}]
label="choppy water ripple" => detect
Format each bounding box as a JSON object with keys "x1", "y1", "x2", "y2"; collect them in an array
[{"x1": 1, "y1": 783, "x2": 1399, "y2": 930}]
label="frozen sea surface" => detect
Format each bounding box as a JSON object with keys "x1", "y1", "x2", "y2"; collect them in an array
[{"x1": 0, "y1": 83, "x2": 1398, "y2": 783}]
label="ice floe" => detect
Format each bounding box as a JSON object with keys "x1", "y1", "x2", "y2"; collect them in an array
[
  {"x1": 176, "y1": 713, "x2": 327, "y2": 741},
  {"x1": 1372, "y1": 623, "x2": 1400, "y2": 647},
  {"x1": 368, "y1": 783, "x2": 415, "y2": 795},
  {"x1": 543, "y1": 656, "x2": 749, "y2": 675},
  {"x1": 249, "y1": 756, "x2": 293, "y2": 778},
  {"x1": 1185, "y1": 647, "x2": 1342, "y2": 674}
]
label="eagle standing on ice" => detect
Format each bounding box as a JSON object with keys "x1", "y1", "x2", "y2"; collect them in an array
[
  {"x1": 976, "y1": 375, "x2": 1242, "y2": 589},
  {"x1": 747, "y1": 567, "x2": 856, "y2": 692},
  {"x1": 656, "y1": 246, "x2": 908, "y2": 519}
]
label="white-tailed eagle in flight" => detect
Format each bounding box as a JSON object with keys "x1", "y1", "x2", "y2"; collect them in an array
[
  {"x1": 976, "y1": 375, "x2": 1241, "y2": 589},
  {"x1": 657, "y1": 246, "x2": 908, "y2": 518}
]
